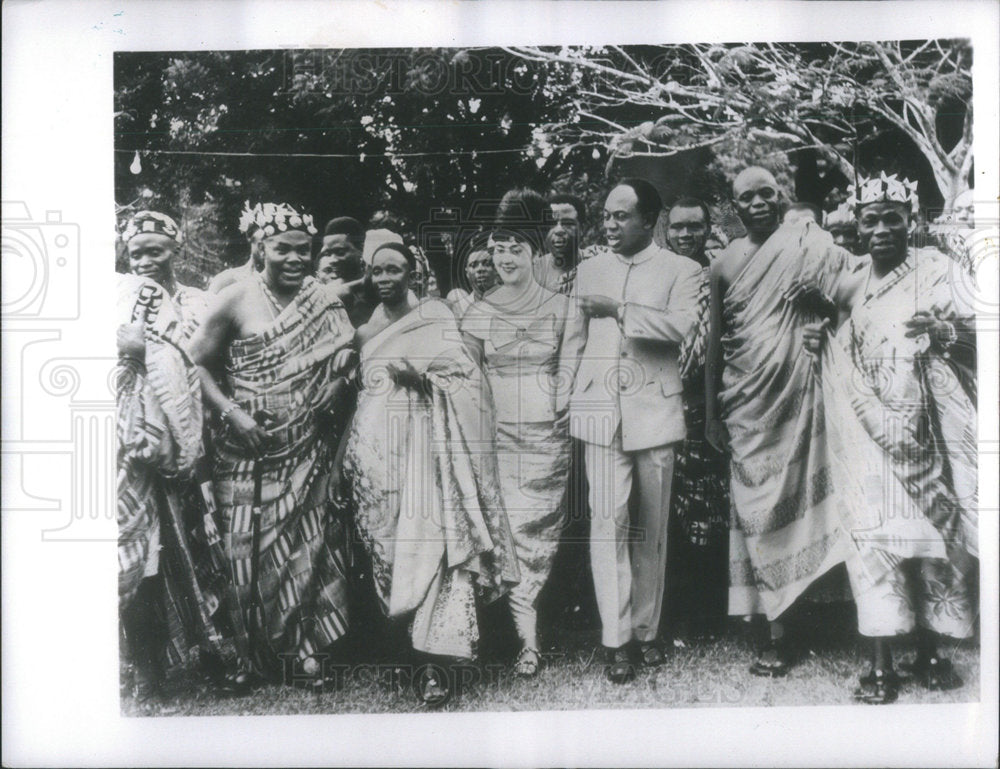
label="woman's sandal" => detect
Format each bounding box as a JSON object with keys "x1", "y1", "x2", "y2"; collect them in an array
[
  {"x1": 901, "y1": 656, "x2": 963, "y2": 691},
  {"x1": 514, "y1": 647, "x2": 541, "y2": 678},
  {"x1": 749, "y1": 640, "x2": 792, "y2": 678},
  {"x1": 414, "y1": 667, "x2": 452, "y2": 708},
  {"x1": 854, "y1": 668, "x2": 900, "y2": 704}
]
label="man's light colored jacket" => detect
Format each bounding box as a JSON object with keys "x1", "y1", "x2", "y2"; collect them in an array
[{"x1": 559, "y1": 242, "x2": 703, "y2": 451}]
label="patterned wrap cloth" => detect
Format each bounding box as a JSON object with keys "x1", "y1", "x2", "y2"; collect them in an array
[
  {"x1": 117, "y1": 274, "x2": 203, "y2": 605},
  {"x1": 719, "y1": 221, "x2": 853, "y2": 620},
  {"x1": 172, "y1": 282, "x2": 211, "y2": 339},
  {"x1": 118, "y1": 274, "x2": 238, "y2": 672},
  {"x1": 212, "y1": 276, "x2": 354, "y2": 669},
  {"x1": 344, "y1": 298, "x2": 520, "y2": 659},
  {"x1": 822, "y1": 247, "x2": 978, "y2": 637}
]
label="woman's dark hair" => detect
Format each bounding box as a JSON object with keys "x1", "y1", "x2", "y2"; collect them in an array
[
  {"x1": 616, "y1": 177, "x2": 664, "y2": 226},
  {"x1": 493, "y1": 188, "x2": 550, "y2": 254}
]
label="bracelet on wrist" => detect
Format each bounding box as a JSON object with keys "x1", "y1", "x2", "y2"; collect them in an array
[{"x1": 220, "y1": 403, "x2": 242, "y2": 423}]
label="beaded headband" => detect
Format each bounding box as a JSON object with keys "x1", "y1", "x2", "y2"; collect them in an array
[
  {"x1": 121, "y1": 211, "x2": 183, "y2": 244},
  {"x1": 238, "y1": 201, "x2": 318, "y2": 241}
]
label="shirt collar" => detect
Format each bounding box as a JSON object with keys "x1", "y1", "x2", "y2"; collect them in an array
[{"x1": 614, "y1": 240, "x2": 657, "y2": 266}]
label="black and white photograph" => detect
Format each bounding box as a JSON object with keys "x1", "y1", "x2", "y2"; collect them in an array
[{"x1": 3, "y1": 1, "x2": 998, "y2": 766}]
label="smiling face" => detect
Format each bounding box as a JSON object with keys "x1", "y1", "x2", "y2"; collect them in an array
[
  {"x1": 465, "y1": 249, "x2": 497, "y2": 294},
  {"x1": 261, "y1": 230, "x2": 312, "y2": 293},
  {"x1": 316, "y1": 233, "x2": 363, "y2": 281},
  {"x1": 603, "y1": 186, "x2": 654, "y2": 256},
  {"x1": 128, "y1": 233, "x2": 177, "y2": 287},
  {"x1": 370, "y1": 248, "x2": 411, "y2": 305},
  {"x1": 488, "y1": 233, "x2": 534, "y2": 285},
  {"x1": 665, "y1": 205, "x2": 709, "y2": 259},
  {"x1": 733, "y1": 168, "x2": 782, "y2": 236},
  {"x1": 857, "y1": 201, "x2": 911, "y2": 270},
  {"x1": 547, "y1": 203, "x2": 580, "y2": 259}
]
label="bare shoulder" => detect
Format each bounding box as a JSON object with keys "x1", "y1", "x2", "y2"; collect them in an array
[
  {"x1": 709, "y1": 239, "x2": 748, "y2": 285},
  {"x1": 208, "y1": 278, "x2": 251, "y2": 316},
  {"x1": 356, "y1": 317, "x2": 384, "y2": 348},
  {"x1": 419, "y1": 297, "x2": 458, "y2": 323},
  {"x1": 207, "y1": 265, "x2": 249, "y2": 294}
]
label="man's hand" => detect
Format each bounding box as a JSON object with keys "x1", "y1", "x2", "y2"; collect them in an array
[
  {"x1": 802, "y1": 318, "x2": 831, "y2": 358},
  {"x1": 705, "y1": 418, "x2": 730, "y2": 454},
  {"x1": 578, "y1": 295, "x2": 622, "y2": 319},
  {"x1": 226, "y1": 407, "x2": 269, "y2": 458},
  {"x1": 783, "y1": 281, "x2": 837, "y2": 323},
  {"x1": 904, "y1": 311, "x2": 956, "y2": 351},
  {"x1": 387, "y1": 361, "x2": 427, "y2": 393},
  {"x1": 117, "y1": 323, "x2": 146, "y2": 360}
]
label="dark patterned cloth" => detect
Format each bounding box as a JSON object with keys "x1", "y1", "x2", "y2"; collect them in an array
[
  {"x1": 117, "y1": 274, "x2": 235, "y2": 674},
  {"x1": 673, "y1": 270, "x2": 730, "y2": 547},
  {"x1": 665, "y1": 268, "x2": 731, "y2": 633},
  {"x1": 212, "y1": 277, "x2": 355, "y2": 671}
]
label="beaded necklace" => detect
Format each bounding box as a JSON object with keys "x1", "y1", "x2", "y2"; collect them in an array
[{"x1": 255, "y1": 271, "x2": 285, "y2": 320}]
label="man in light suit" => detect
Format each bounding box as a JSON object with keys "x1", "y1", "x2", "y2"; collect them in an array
[{"x1": 559, "y1": 179, "x2": 703, "y2": 683}]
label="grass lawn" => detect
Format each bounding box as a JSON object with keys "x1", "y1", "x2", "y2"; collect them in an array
[{"x1": 123, "y1": 601, "x2": 980, "y2": 716}]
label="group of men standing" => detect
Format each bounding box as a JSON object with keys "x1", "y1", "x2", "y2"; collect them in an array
[{"x1": 117, "y1": 160, "x2": 978, "y2": 709}]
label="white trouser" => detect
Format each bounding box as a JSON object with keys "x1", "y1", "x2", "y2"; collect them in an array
[{"x1": 585, "y1": 431, "x2": 675, "y2": 648}]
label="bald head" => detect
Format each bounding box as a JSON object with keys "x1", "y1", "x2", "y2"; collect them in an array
[
  {"x1": 732, "y1": 166, "x2": 783, "y2": 238},
  {"x1": 733, "y1": 166, "x2": 780, "y2": 198}
]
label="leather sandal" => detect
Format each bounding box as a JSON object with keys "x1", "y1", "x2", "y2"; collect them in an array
[
  {"x1": 604, "y1": 645, "x2": 636, "y2": 685},
  {"x1": 637, "y1": 641, "x2": 666, "y2": 667},
  {"x1": 414, "y1": 666, "x2": 452, "y2": 708},
  {"x1": 901, "y1": 656, "x2": 963, "y2": 691},
  {"x1": 749, "y1": 640, "x2": 792, "y2": 678},
  {"x1": 218, "y1": 670, "x2": 262, "y2": 697},
  {"x1": 514, "y1": 647, "x2": 541, "y2": 678},
  {"x1": 854, "y1": 668, "x2": 900, "y2": 704}
]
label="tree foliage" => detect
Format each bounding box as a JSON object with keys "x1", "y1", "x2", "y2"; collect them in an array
[
  {"x1": 505, "y1": 40, "x2": 973, "y2": 207},
  {"x1": 114, "y1": 48, "x2": 607, "y2": 276}
]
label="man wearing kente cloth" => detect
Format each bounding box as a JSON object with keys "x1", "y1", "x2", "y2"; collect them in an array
[
  {"x1": 123, "y1": 211, "x2": 234, "y2": 657},
  {"x1": 189, "y1": 202, "x2": 357, "y2": 687},
  {"x1": 118, "y1": 269, "x2": 240, "y2": 706},
  {"x1": 706, "y1": 167, "x2": 855, "y2": 677},
  {"x1": 123, "y1": 211, "x2": 210, "y2": 337},
  {"x1": 804, "y1": 174, "x2": 978, "y2": 704}
]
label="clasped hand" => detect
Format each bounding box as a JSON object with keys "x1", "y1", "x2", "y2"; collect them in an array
[
  {"x1": 386, "y1": 360, "x2": 428, "y2": 393},
  {"x1": 904, "y1": 310, "x2": 954, "y2": 351},
  {"x1": 578, "y1": 295, "x2": 621, "y2": 319},
  {"x1": 783, "y1": 282, "x2": 836, "y2": 323}
]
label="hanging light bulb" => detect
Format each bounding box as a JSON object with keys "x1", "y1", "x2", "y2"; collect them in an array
[
  {"x1": 592, "y1": 147, "x2": 601, "y2": 160},
  {"x1": 129, "y1": 151, "x2": 142, "y2": 175}
]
